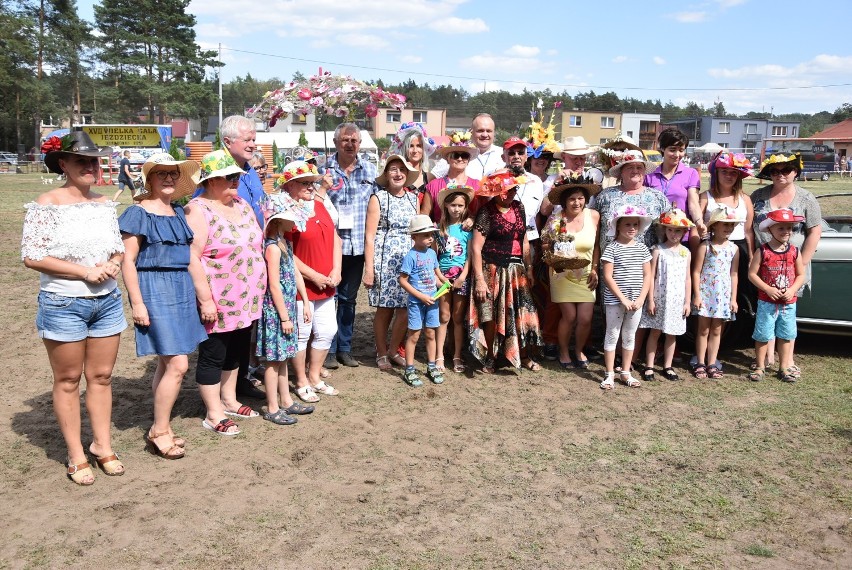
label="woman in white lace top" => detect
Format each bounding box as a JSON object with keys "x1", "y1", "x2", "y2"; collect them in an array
[{"x1": 21, "y1": 132, "x2": 127, "y2": 486}]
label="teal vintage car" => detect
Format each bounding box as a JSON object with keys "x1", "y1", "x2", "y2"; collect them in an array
[{"x1": 796, "y1": 209, "x2": 852, "y2": 335}]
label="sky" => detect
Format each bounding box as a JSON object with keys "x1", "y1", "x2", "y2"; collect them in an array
[{"x1": 77, "y1": 0, "x2": 852, "y2": 116}]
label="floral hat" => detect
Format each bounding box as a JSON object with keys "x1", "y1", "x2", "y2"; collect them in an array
[
  {"x1": 135, "y1": 152, "x2": 200, "y2": 201},
  {"x1": 42, "y1": 132, "x2": 110, "y2": 175},
  {"x1": 200, "y1": 149, "x2": 244, "y2": 181},
  {"x1": 389, "y1": 122, "x2": 436, "y2": 159},
  {"x1": 376, "y1": 154, "x2": 419, "y2": 188},
  {"x1": 756, "y1": 153, "x2": 803, "y2": 180},
  {"x1": 476, "y1": 168, "x2": 526, "y2": 200},
  {"x1": 266, "y1": 192, "x2": 313, "y2": 233},
  {"x1": 597, "y1": 131, "x2": 642, "y2": 169},
  {"x1": 757, "y1": 208, "x2": 804, "y2": 232},
  {"x1": 608, "y1": 149, "x2": 655, "y2": 178},
  {"x1": 706, "y1": 205, "x2": 746, "y2": 227},
  {"x1": 606, "y1": 204, "x2": 654, "y2": 238},
  {"x1": 547, "y1": 171, "x2": 602, "y2": 205},
  {"x1": 526, "y1": 100, "x2": 561, "y2": 159},
  {"x1": 273, "y1": 160, "x2": 321, "y2": 190},
  {"x1": 658, "y1": 207, "x2": 695, "y2": 229},
  {"x1": 436, "y1": 130, "x2": 480, "y2": 159},
  {"x1": 709, "y1": 151, "x2": 753, "y2": 179}
]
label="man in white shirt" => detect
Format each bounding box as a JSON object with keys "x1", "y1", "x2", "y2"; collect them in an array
[
  {"x1": 433, "y1": 113, "x2": 504, "y2": 180},
  {"x1": 502, "y1": 136, "x2": 544, "y2": 242}
]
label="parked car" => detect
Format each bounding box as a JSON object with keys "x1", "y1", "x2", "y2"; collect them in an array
[
  {"x1": 0, "y1": 152, "x2": 17, "y2": 165},
  {"x1": 642, "y1": 149, "x2": 663, "y2": 166}
]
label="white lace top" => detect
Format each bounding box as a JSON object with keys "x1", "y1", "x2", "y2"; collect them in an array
[{"x1": 21, "y1": 201, "x2": 124, "y2": 296}]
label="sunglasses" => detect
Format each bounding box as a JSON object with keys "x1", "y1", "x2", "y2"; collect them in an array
[
  {"x1": 225, "y1": 172, "x2": 241, "y2": 182},
  {"x1": 154, "y1": 170, "x2": 180, "y2": 180},
  {"x1": 769, "y1": 167, "x2": 795, "y2": 176},
  {"x1": 449, "y1": 151, "x2": 470, "y2": 160},
  {"x1": 507, "y1": 149, "x2": 526, "y2": 157}
]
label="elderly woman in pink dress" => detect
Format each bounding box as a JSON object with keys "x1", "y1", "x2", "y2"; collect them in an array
[{"x1": 184, "y1": 150, "x2": 267, "y2": 436}]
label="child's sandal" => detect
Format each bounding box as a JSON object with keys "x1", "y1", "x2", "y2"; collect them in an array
[
  {"x1": 748, "y1": 367, "x2": 765, "y2": 382},
  {"x1": 693, "y1": 364, "x2": 708, "y2": 379},
  {"x1": 452, "y1": 358, "x2": 466, "y2": 373},
  {"x1": 662, "y1": 367, "x2": 679, "y2": 381},
  {"x1": 706, "y1": 365, "x2": 723, "y2": 379},
  {"x1": 600, "y1": 374, "x2": 615, "y2": 390},
  {"x1": 642, "y1": 366, "x2": 655, "y2": 381},
  {"x1": 620, "y1": 371, "x2": 642, "y2": 388}
]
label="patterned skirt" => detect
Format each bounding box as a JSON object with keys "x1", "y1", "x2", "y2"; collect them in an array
[{"x1": 469, "y1": 262, "x2": 542, "y2": 368}]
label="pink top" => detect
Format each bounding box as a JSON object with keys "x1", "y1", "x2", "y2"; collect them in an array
[
  {"x1": 425, "y1": 176, "x2": 480, "y2": 223},
  {"x1": 190, "y1": 197, "x2": 267, "y2": 333}
]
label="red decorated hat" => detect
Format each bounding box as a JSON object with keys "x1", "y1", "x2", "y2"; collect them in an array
[{"x1": 758, "y1": 208, "x2": 804, "y2": 231}]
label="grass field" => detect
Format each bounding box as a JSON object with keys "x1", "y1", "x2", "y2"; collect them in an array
[{"x1": 0, "y1": 172, "x2": 850, "y2": 569}]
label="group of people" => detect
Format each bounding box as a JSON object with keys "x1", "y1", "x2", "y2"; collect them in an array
[{"x1": 23, "y1": 114, "x2": 822, "y2": 486}]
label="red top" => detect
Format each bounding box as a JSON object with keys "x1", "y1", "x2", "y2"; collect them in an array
[
  {"x1": 757, "y1": 242, "x2": 799, "y2": 304},
  {"x1": 289, "y1": 200, "x2": 336, "y2": 301}
]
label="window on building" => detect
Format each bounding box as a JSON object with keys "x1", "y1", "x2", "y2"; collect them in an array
[
  {"x1": 792, "y1": 126, "x2": 797, "y2": 137},
  {"x1": 744, "y1": 123, "x2": 757, "y2": 134},
  {"x1": 772, "y1": 126, "x2": 788, "y2": 136},
  {"x1": 569, "y1": 115, "x2": 581, "y2": 127},
  {"x1": 291, "y1": 113, "x2": 307, "y2": 125},
  {"x1": 600, "y1": 116, "x2": 614, "y2": 128},
  {"x1": 626, "y1": 131, "x2": 633, "y2": 138},
  {"x1": 720, "y1": 143, "x2": 729, "y2": 148},
  {"x1": 412, "y1": 111, "x2": 427, "y2": 123},
  {"x1": 718, "y1": 121, "x2": 730, "y2": 134},
  {"x1": 387, "y1": 112, "x2": 401, "y2": 123},
  {"x1": 600, "y1": 138, "x2": 608, "y2": 144}
]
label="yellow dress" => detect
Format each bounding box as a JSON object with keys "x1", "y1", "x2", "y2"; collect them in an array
[{"x1": 542, "y1": 208, "x2": 596, "y2": 303}]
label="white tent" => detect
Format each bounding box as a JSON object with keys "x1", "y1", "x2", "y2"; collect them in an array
[{"x1": 255, "y1": 130, "x2": 377, "y2": 152}]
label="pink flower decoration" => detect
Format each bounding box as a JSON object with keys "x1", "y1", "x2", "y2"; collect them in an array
[
  {"x1": 365, "y1": 104, "x2": 379, "y2": 118},
  {"x1": 309, "y1": 96, "x2": 324, "y2": 107},
  {"x1": 334, "y1": 106, "x2": 349, "y2": 118},
  {"x1": 297, "y1": 88, "x2": 312, "y2": 101}
]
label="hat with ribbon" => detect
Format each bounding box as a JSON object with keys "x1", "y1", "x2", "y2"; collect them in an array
[
  {"x1": 43, "y1": 131, "x2": 110, "y2": 175},
  {"x1": 135, "y1": 152, "x2": 200, "y2": 201}
]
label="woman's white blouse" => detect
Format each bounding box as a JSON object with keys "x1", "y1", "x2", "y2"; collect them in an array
[{"x1": 21, "y1": 201, "x2": 124, "y2": 296}]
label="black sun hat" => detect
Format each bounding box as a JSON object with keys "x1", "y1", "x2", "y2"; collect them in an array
[{"x1": 43, "y1": 131, "x2": 110, "y2": 175}]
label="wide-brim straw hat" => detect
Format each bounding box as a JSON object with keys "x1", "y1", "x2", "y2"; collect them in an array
[
  {"x1": 756, "y1": 153, "x2": 803, "y2": 180},
  {"x1": 376, "y1": 154, "x2": 419, "y2": 188},
  {"x1": 706, "y1": 205, "x2": 746, "y2": 227},
  {"x1": 135, "y1": 153, "x2": 200, "y2": 201},
  {"x1": 558, "y1": 136, "x2": 594, "y2": 158},
  {"x1": 436, "y1": 142, "x2": 480, "y2": 160},
  {"x1": 436, "y1": 184, "x2": 475, "y2": 208},
  {"x1": 542, "y1": 249, "x2": 591, "y2": 272},
  {"x1": 606, "y1": 204, "x2": 654, "y2": 238},
  {"x1": 276, "y1": 160, "x2": 322, "y2": 185},
  {"x1": 608, "y1": 149, "x2": 656, "y2": 178},
  {"x1": 43, "y1": 131, "x2": 110, "y2": 175},
  {"x1": 547, "y1": 176, "x2": 602, "y2": 206}
]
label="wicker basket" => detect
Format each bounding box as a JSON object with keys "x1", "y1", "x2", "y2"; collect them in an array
[{"x1": 543, "y1": 250, "x2": 590, "y2": 272}]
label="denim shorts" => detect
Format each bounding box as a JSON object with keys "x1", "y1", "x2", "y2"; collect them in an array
[
  {"x1": 407, "y1": 297, "x2": 439, "y2": 331},
  {"x1": 36, "y1": 288, "x2": 127, "y2": 342},
  {"x1": 752, "y1": 299, "x2": 797, "y2": 343}
]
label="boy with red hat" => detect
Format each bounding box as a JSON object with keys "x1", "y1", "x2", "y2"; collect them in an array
[{"x1": 747, "y1": 208, "x2": 806, "y2": 383}]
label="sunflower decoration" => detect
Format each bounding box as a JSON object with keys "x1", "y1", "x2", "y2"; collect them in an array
[{"x1": 526, "y1": 98, "x2": 561, "y2": 158}]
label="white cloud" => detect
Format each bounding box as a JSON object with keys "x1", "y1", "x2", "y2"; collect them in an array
[
  {"x1": 196, "y1": 23, "x2": 239, "y2": 38},
  {"x1": 653, "y1": 56, "x2": 666, "y2": 65},
  {"x1": 309, "y1": 39, "x2": 333, "y2": 49},
  {"x1": 717, "y1": 0, "x2": 747, "y2": 7},
  {"x1": 708, "y1": 54, "x2": 852, "y2": 80},
  {"x1": 399, "y1": 55, "x2": 423, "y2": 64},
  {"x1": 546, "y1": 49, "x2": 558, "y2": 56},
  {"x1": 505, "y1": 45, "x2": 540, "y2": 58},
  {"x1": 460, "y1": 53, "x2": 556, "y2": 75},
  {"x1": 612, "y1": 55, "x2": 628, "y2": 64},
  {"x1": 338, "y1": 34, "x2": 389, "y2": 50},
  {"x1": 672, "y1": 11, "x2": 707, "y2": 23},
  {"x1": 427, "y1": 16, "x2": 489, "y2": 34}
]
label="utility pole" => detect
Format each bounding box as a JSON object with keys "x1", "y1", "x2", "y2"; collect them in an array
[{"x1": 218, "y1": 43, "x2": 223, "y2": 129}]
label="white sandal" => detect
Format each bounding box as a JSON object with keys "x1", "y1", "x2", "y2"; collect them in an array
[
  {"x1": 620, "y1": 371, "x2": 642, "y2": 388},
  {"x1": 311, "y1": 381, "x2": 339, "y2": 396},
  {"x1": 296, "y1": 385, "x2": 320, "y2": 403},
  {"x1": 600, "y1": 373, "x2": 615, "y2": 391}
]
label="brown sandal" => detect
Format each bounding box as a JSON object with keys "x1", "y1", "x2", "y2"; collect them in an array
[
  {"x1": 146, "y1": 430, "x2": 186, "y2": 460},
  {"x1": 90, "y1": 451, "x2": 125, "y2": 476},
  {"x1": 66, "y1": 460, "x2": 95, "y2": 486}
]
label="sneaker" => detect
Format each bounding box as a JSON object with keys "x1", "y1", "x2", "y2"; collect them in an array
[
  {"x1": 426, "y1": 367, "x2": 445, "y2": 384},
  {"x1": 337, "y1": 352, "x2": 360, "y2": 367},
  {"x1": 403, "y1": 368, "x2": 423, "y2": 387},
  {"x1": 542, "y1": 344, "x2": 558, "y2": 361},
  {"x1": 323, "y1": 352, "x2": 340, "y2": 370}
]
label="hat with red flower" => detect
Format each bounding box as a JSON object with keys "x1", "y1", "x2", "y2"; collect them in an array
[
  {"x1": 274, "y1": 160, "x2": 321, "y2": 189},
  {"x1": 476, "y1": 168, "x2": 526, "y2": 200},
  {"x1": 42, "y1": 131, "x2": 110, "y2": 175},
  {"x1": 658, "y1": 207, "x2": 695, "y2": 229}
]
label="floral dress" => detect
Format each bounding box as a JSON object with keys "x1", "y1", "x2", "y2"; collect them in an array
[
  {"x1": 695, "y1": 241, "x2": 737, "y2": 320},
  {"x1": 368, "y1": 190, "x2": 419, "y2": 308},
  {"x1": 640, "y1": 244, "x2": 690, "y2": 335},
  {"x1": 256, "y1": 238, "x2": 298, "y2": 362}
]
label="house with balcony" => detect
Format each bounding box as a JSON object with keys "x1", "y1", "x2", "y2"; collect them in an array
[
  {"x1": 620, "y1": 113, "x2": 661, "y2": 149},
  {"x1": 666, "y1": 117, "x2": 801, "y2": 153},
  {"x1": 560, "y1": 110, "x2": 622, "y2": 145},
  {"x1": 371, "y1": 108, "x2": 447, "y2": 144}
]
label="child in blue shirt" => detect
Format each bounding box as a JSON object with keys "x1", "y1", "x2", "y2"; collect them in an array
[{"x1": 399, "y1": 215, "x2": 449, "y2": 386}]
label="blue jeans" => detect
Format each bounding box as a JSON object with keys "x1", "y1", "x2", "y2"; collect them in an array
[{"x1": 331, "y1": 254, "x2": 364, "y2": 354}]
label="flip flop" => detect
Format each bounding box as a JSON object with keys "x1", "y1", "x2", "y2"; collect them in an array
[
  {"x1": 223, "y1": 405, "x2": 259, "y2": 419},
  {"x1": 202, "y1": 418, "x2": 240, "y2": 436}
]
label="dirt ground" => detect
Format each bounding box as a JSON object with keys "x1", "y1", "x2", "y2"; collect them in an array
[{"x1": 1, "y1": 188, "x2": 850, "y2": 568}]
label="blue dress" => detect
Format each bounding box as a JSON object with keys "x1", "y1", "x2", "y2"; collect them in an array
[
  {"x1": 256, "y1": 238, "x2": 299, "y2": 362},
  {"x1": 118, "y1": 204, "x2": 208, "y2": 356}
]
